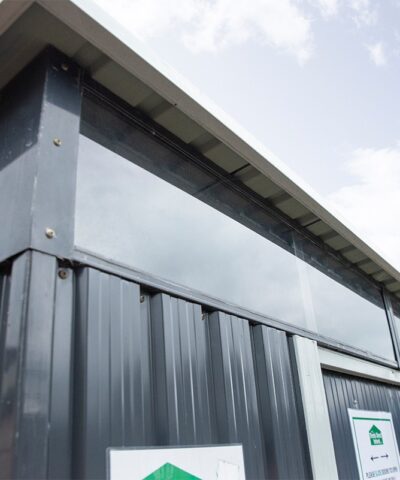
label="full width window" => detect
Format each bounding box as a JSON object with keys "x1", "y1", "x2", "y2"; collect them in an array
[{"x1": 75, "y1": 91, "x2": 395, "y2": 361}]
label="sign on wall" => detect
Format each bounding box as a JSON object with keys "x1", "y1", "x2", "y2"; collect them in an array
[
  {"x1": 348, "y1": 409, "x2": 400, "y2": 480},
  {"x1": 108, "y1": 444, "x2": 246, "y2": 480}
]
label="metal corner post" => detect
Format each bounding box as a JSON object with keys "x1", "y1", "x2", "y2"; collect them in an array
[
  {"x1": 0, "y1": 46, "x2": 81, "y2": 479},
  {"x1": 291, "y1": 335, "x2": 339, "y2": 480},
  {"x1": 0, "y1": 46, "x2": 82, "y2": 262}
]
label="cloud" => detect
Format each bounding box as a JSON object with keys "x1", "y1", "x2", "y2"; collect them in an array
[
  {"x1": 183, "y1": 0, "x2": 313, "y2": 63},
  {"x1": 93, "y1": 0, "x2": 202, "y2": 40},
  {"x1": 94, "y1": 0, "x2": 313, "y2": 64},
  {"x1": 367, "y1": 42, "x2": 387, "y2": 65},
  {"x1": 327, "y1": 145, "x2": 400, "y2": 270},
  {"x1": 308, "y1": 0, "x2": 339, "y2": 17},
  {"x1": 349, "y1": 0, "x2": 377, "y2": 27}
]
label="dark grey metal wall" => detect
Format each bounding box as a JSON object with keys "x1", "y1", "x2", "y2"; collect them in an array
[
  {"x1": 0, "y1": 254, "x2": 311, "y2": 479},
  {"x1": 0, "y1": 252, "x2": 74, "y2": 480},
  {"x1": 73, "y1": 266, "x2": 311, "y2": 479},
  {"x1": 323, "y1": 369, "x2": 400, "y2": 480}
]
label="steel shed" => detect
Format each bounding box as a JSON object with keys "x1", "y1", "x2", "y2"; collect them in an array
[{"x1": 1, "y1": 1, "x2": 400, "y2": 479}]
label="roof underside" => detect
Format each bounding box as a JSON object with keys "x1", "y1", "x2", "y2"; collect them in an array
[{"x1": 1, "y1": 0, "x2": 399, "y2": 299}]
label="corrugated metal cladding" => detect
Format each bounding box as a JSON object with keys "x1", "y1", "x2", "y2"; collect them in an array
[
  {"x1": 73, "y1": 266, "x2": 311, "y2": 480},
  {"x1": 0, "y1": 252, "x2": 74, "y2": 480},
  {"x1": 323, "y1": 369, "x2": 400, "y2": 480}
]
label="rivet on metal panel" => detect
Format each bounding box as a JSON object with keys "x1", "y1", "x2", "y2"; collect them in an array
[
  {"x1": 353, "y1": 398, "x2": 359, "y2": 408},
  {"x1": 53, "y1": 138, "x2": 62, "y2": 147},
  {"x1": 58, "y1": 269, "x2": 69, "y2": 280},
  {"x1": 61, "y1": 63, "x2": 69, "y2": 72},
  {"x1": 140, "y1": 295, "x2": 145, "y2": 303},
  {"x1": 45, "y1": 228, "x2": 56, "y2": 239}
]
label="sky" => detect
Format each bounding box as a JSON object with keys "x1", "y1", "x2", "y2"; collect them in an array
[{"x1": 93, "y1": 0, "x2": 400, "y2": 270}]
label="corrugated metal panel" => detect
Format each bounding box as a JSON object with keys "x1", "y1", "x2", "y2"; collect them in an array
[
  {"x1": 73, "y1": 267, "x2": 154, "y2": 479},
  {"x1": 0, "y1": 251, "x2": 74, "y2": 480},
  {"x1": 208, "y1": 311, "x2": 267, "y2": 479},
  {"x1": 323, "y1": 369, "x2": 400, "y2": 480},
  {"x1": 150, "y1": 293, "x2": 215, "y2": 446},
  {"x1": 253, "y1": 326, "x2": 311, "y2": 479},
  {"x1": 74, "y1": 267, "x2": 311, "y2": 479}
]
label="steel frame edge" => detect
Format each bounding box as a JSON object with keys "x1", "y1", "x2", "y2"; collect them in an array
[
  {"x1": 319, "y1": 347, "x2": 400, "y2": 387},
  {"x1": 292, "y1": 335, "x2": 339, "y2": 480}
]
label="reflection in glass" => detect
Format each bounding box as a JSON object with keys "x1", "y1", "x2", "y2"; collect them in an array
[
  {"x1": 76, "y1": 135, "x2": 308, "y2": 328},
  {"x1": 75, "y1": 127, "x2": 395, "y2": 361},
  {"x1": 304, "y1": 262, "x2": 394, "y2": 358}
]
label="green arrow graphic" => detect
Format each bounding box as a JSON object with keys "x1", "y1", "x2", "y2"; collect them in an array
[{"x1": 143, "y1": 463, "x2": 201, "y2": 480}]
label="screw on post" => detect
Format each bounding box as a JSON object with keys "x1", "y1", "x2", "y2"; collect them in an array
[
  {"x1": 58, "y1": 270, "x2": 69, "y2": 280},
  {"x1": 45, "y1": 228, "x2": 56, "y2": 239}
]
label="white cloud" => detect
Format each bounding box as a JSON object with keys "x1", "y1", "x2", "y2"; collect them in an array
[
  {"x1": 328, "y1": 145, "x2": 400, "y2": 270},
  {"x1": 93, "y1": 0, "x2": 201, "y2": 40},
  {"x1": 308, "y1": 0, "x2": 339, "y2": 17},
  {"x1": 349, "y1": 0, "x2": 377, "y2": 26},
  {"x1": 94, "y1": 0, "x2": 314, "y2": 64},
  {"x1": 367, "y1": 41, "x2": 387, "y2": 66},
  {"x1": 183, "y1": 0, "x2": 313, "y2": 63}
]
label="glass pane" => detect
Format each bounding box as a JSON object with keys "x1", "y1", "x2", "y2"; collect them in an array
[
  {"x1": 75, "y1": 93, "x2": 395, "y2": 361},
  {"x1": 305, "y1": 262, "x2": 394, "y2": 358},
  {"x1": 76, "y1": 135, "x2": 308, "y2": 328}
]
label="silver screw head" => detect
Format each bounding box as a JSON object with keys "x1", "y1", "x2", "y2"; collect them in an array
[
  {"x1": 45, "y1": 228, "x2": 56, "y2": 239},
  {"x1": 53, "y1": 138, "x2": 62, "y2": 147},
  {"x1": 58, "y1": 269, "x2": 68, "y2": 280},
  {"x1": 61, "y1": 63, "x2": 69, "y2": 72}
]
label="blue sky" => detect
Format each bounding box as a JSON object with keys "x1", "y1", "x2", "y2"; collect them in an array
[{"x1": 95, "y1": 0, "x2": 400, "y2": 269}]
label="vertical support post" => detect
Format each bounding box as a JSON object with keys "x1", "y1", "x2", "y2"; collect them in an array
[
  {"x1": 0, "y1": 47, "x2": 81, "y2": 262},
  {"x1": 0, "y1": 46, "x2": 80, "y2": 479},
  {"x1": 291, "y1": 335, "x2": 339, "y2": 480}
]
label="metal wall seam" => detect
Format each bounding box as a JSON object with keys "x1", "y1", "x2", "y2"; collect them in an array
[
  {"x1": 252, "y1": 325, "x2": 312, "y2": 479},
  {"x1": 208, "y1": 311, "x2": 267, "y2": 479},
  {"x1": 48, "y1": 265, "x2": 74, "y2": 480},
  {"x1": 323, "y1": 369, "x2": 400, "y2": 479},
  {"x1": 150, "y1": 293, "x2": 215, "y2": 446},
  {"x1": 73, "y1": 267, "x2": 154, "y2": 479},
  {"x1": 292, "y1": 335, "x2": 339, "y2": 480}
]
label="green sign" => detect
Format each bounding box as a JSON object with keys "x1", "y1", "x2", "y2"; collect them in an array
[
  {"x1": 143, "y1": 463, "x2": 201, "y2": 480},
  {"x1": 369, "y1": 425, "x2": 384, "y2": 446}
]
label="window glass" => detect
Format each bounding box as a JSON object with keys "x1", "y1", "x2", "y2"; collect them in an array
[
  {"x1": 304, "y1": 261, "x2": 393, "y2": 357},
  {"x1": 76, "y1": 135, "x2": 308, "y2": 328},
  {"x1": 75, "y1": 93, "x2": 395, "y2": 361}
]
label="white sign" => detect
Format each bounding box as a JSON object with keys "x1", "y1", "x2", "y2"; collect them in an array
[
  {"x1": 108, "y1": 444, "x2": 246, "y2": 480},
  {"x1": 348, "y1": 409, "x2": 400, "y2": 480}
]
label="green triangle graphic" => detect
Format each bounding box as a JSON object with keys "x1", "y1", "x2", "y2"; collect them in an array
[{"x1": 142, "y1": 462, "x2": 201, "y2": 480}]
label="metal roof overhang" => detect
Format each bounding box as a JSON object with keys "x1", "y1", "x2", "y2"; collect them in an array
[{"x1": 1, "y1": 0, "x2": 399, "y2": 299}]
